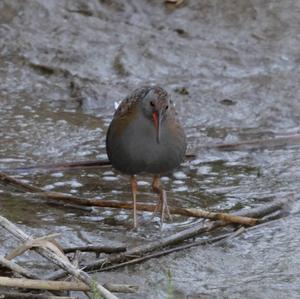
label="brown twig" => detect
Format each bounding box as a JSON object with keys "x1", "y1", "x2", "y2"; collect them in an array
[
  {"x1": 5, "y1": 233, "x2": 63, "y2": 261},
  {"x1": 0, "y1": 172, "x2": 42, "y2": 192},
  {"x1": 92, "y1": 232, "x2": 233, "y2": 272},
  {"x1": 0, "y1": 276, "x2": 137, "y2": 294},
  {"x1": 63, "y1": 245, "x2": 126, "y2": 254},
  {"x1": 0, "y1": 276, "x2": 90, "y2": 291},
  {"x1": 0, "y1": 256, "x2": 40, "y2": 279},
  {"x1": 37, "y1": 191, "x2": 257, "y2": 225},
  {"x1": 0, "y1": 171, "x2": 258, "y2": 226},
  {"x1": 0, "y1": 292, "x2": 74, "y2": 299},
  {"x1": 103, "y1": 283, "x2": 138, "y2": 293},
  {"x1": 165, "y1": 0, "x2": 184, "y2": 5}
]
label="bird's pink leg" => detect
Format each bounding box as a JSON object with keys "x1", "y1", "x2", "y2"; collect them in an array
[
  {"x1": 130, "y1": 175, "x2": 138, "y2": 228},
  {"x1": 152, "y1": 175, "x2": 173, "y2": 225}
]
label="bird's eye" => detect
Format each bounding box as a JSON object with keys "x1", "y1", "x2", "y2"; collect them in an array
[
  {"x1": 165, "y1": 105, "x2": 169, "y2": 110},
  {"x1": 150, "y1": 101, "x2": 155, "y2": 107}
]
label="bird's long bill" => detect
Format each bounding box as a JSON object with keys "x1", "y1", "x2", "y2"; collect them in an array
[{"x1": 152, "y1": 111, "x2": 162, "y2": 144}]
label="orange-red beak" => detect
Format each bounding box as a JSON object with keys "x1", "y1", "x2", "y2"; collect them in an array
[{"x1": 152, "y1": 111, "x2": 162, "y2": 144}]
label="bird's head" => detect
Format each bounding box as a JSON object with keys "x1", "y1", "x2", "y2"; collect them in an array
[{"x1": 141, "y1": 86, "x2": 171, "y2": 144}]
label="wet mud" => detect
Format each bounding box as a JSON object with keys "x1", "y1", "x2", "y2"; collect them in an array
[{"x1": 1, "y1": 0, "x2": 300, "y2": 298}]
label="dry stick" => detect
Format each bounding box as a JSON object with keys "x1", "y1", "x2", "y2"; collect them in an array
[
  {"x1": 0, "y1": 172, "x2": 42, "y2": 192},
  {"x1": 5, "y1": 233, "x2": 62, "y2": 261},
  {"x1": 93, "y1": 232, "x2": 234, "y2": 272},
  {"x1": 38, "y1": 191, "x2": 257, "y2": 225},
  {"x1": 234, "y1": 211, "x2": 296, "y2": 235},
  {"x1": 0, "y1": 256, "x2": 40, "y2": 279},
  {"x1": 234, "y1": 199, "x2": 290, "y2": 219},
  {"x1": 84, "y1": 223, "x2": 228, "y2": 272},
  {"x1": 0, "y1": 293, "x2": 74, "y2": 299},
  {"x1": 0, "y1": 276, "x2": 136, "y2": 294},
  {"x1": 70, "y1": 250, "x2": 90, "y2": 299},
  {"x1": 94, "y1": 222, "x2": 268, "y2": 273},
  {"x1": 63, "y1": 245, "x2": 126, "y2": 254},
  {"x1": 0, "y1": 216, "x2": 119, "y2": 299},
  {"x1": 103, "y1": 283, "x2": 138, "y2": 293},
  {"x1": 71, "y1": 250, "x2": 81, "y2": 268},
  {"x1": 0, "y1": 276, "x2": 90, "y2": 291},
  {"x1": 166, "y1": 0, "x2": 184, "y2": 6},
  {"x1": 0, "y1": 171, "x2": 258, "y2": 226}
]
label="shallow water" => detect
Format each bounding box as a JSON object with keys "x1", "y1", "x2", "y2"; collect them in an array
[{"x1": 1, "y1": 0, "x2": 300, "y2": 298}]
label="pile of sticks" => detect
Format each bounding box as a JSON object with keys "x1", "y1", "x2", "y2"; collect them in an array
[{"x1": 0, "y1": 168, "x2": 292, "y2": 298}]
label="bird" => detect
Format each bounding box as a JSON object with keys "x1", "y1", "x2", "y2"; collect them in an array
[{"x1": 106, "y1": 86, "x2": 187, "y2": 228}]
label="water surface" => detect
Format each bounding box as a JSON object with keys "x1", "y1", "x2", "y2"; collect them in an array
[{"x1": 0, "y1": 0, "x2": 300, "y2": 298}]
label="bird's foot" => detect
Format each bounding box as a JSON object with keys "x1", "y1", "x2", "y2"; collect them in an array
[
  {"x1": 160, "y1": 190, "x2": 173, "y2": 224},
  {"x1": 151, "y1": 190, "x2": 173, "y2": 226}
]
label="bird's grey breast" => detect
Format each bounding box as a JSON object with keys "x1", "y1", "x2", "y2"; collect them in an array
[{"x1": 115, "y1": 114, "x2": 185, "y2": 174}]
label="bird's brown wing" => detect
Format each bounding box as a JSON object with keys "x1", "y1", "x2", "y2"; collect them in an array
[
  {"x1": 113, "y1": 96, "x2": 135, "y2": 119},
  {"x1": 113, "y1": 87, "x2": 151, "y2": 119}
]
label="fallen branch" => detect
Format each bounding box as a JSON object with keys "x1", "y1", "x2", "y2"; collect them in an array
[
  {"x1": 0, "y1": 215, "x2": 119, "y2": 299},
  {"x1": 0, "y1": 171, "x2": 258, "y2": 226},
  {"x1": 0, "y1": 171, "x2": 42, "y2": 193},
  {"x1": 93, "y1": 232, "x2": 234, "y2": 272},
  {"x1": 235, "y1": 198, "x2": 290, "y2": 219},
  {"x1": 63, "y1": 244, "x2": 126, "y2": 254},
  {"x1": 5, "y1": 233, "x2": 63, "y2": 261},
  {"x1": 0, "y1": 276, "x2": 90, "y2": 291},
  {"x1": 0, "y1": 256, "x2": 40, "y2": 279},
  {"x1": 0, "y1": 292, "x2": 74, "y2": 299},
  {"x1": 0, "y1": 276, "x2": 136, "y2": 294},
  {"x1": 36, "y1": 191, "x2": 257, "y2": 225},
  {"x1": 103, "y1": 283, "x2": 138, "y2": 293},
  {"x1": 166, "y1": 0, "x2": 184, "y2": 6}
]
